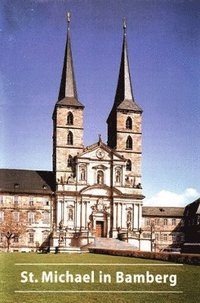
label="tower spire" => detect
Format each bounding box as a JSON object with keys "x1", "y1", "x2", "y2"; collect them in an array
[
  {"x1": 57, "y1": 12, "x2": 83, "y2": 107},
  {"x1": 110, "y1": 17, "x2": 141, "y2": 112},
  {"x1": 114, "y1": 17, "x2": 134, "y2": 105}
]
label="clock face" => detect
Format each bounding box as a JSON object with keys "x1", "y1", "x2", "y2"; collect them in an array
[{"x1": 96, "y1": 149, "x2": 105, "y2": 159}]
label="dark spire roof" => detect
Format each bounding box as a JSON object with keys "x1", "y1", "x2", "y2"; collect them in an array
[
  {"x1": 57, "y1": 13, "x2": 84, "y2": 108},
  {"x1": 108, "y1": 18, "x2": 142, "y2": 119}
]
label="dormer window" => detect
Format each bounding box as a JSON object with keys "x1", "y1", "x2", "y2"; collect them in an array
[
  {"x1": 67, "y1": 112, "x2": 73, "y2": 125},
  {"x1": 126, "y1": 117, "x2": 132, "y2": 129}
]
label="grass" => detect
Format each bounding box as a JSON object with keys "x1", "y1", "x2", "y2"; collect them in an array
[{"x1": 0, "y1": 252, "x2": 199, "y2": 303}]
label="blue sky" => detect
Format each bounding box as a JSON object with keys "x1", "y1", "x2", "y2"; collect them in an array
[{"x1": 0, "y1": 0, "x2": 199, "y2": 206}]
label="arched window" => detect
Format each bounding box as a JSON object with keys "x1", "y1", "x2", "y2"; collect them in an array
[
  {"x1": 67, "y1": 131, "x2": 73, "y2": 145},
  {"x1": 67, "y1": 112, "x2": 73, "y2": 125},
  {"x1": 126, "y1": 160, "x2": 132, "y2": 171},
  {"x1": 97, "y1": 170, "x2": 104, "y2": 184},
  {"x1": 126, "y1": 117, "x2": 132, "y2": 129},
  {"x1": 126, "y1": 136, "x2": 132, "y2": 150}
]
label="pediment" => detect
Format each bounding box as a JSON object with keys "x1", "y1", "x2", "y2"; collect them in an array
[{"x1": 77, "y1": 141, "x2": 125, "y2": 162}]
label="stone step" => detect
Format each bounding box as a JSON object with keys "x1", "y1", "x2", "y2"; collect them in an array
[{"x1": 82, "y1": 237, "x2": 138, "y2": 251}]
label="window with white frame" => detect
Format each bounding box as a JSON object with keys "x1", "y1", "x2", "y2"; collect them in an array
[
  {"x1": 0, "y1": 211, "x2": 4, "y2": 223},
  {"x1": 43, "y1": 212, "x2": 50, "y2": 224},
  {"x1": 13, "y1": 212, "x2": 20, "y2": 222},
  {"x1": 28, "y1": 212, "x2": 35, "y2": 224},
  {"x1": 14, "y1": 196, "x2": 19, "y2": 205},
  {"x1": 155, "y1": 218, "x2": 160, "y2": 225},
  {"x1": 172, "y1": 218, "x2": 176, "y2": 226},
  {"x1": 29, "y1": 197, "x2": 34, "y2": 206},
  {"x1": 28, "y1": 232, "x2": 34, "y2": 243},
  {"x1": 13, "y1": 235, "x2": 19, "y2": 243},
  {"x1": 146, "y1": 219, "x2": 150, "y2": 226},
  {"x1": 164, "y1": 218, "x2": 168, "y2": 226},
  {"x1": 164, "y1": 234, "x2": 168, "y2": 241}
]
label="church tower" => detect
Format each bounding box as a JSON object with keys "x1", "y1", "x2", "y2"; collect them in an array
[
  {"x1": 53, "y1": 13, "x2": 84, "y2": 188},
  {"x1": 107, "y1": 19, "x2": 143, "y2": 188}
]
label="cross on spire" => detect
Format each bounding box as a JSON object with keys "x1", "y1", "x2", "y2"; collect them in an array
[
  {"x1": 67, "y1": 12, "x2": 71, "y2": 30},
  {"x1": 123, "y1": 17, "x2": 127, "y2": 36}
]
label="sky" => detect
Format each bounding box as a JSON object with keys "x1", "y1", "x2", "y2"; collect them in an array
[{"x1": 0, "y1": 0, "x2": 199, "y2": 207}]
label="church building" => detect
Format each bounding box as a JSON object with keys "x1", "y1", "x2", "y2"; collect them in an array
[
  {"x1": 0, "y1": 14, "x2": 188, "y2": 253},
  {"x1": 51, "y1": 14, "x2": 144, "y2": 251}
]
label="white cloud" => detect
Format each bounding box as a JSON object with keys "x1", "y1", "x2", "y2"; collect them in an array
[{"x1": 143, "y1": 188, "x2": 200, "y2": 207}]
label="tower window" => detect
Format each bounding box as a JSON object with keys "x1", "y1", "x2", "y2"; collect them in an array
[
  {"x1": 67, "y1": 155, "x2": 72, "y2": 167},
  {"x1": 97, "y1": 170, "x2": 104, "y2": 184},
  {"x1": 126, "y1": 160, "x2": 132, "y2": 171},
  {"x1": 126, "y1": 136, "x2": 133, "y2": 150},
  {"x1": 126, "y1": 117, "x2": 132, "y2": 129},
  {"x1": 67, "y1": 131, "x2": 73, "y2": 145},
  {"x1": 67, "y1": 112, "x2": 73, "y2": 125}
]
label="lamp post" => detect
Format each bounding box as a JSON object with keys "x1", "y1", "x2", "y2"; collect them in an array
[{"x1": 139, "y1": 228, "x2": 143, "y2": 251}]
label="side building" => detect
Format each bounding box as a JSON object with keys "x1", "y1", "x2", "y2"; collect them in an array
[
  {"x1": 142, "y1": 207, "x2": 185, "y2": 252},
  {"x1": 0, "y1": 169, "x2": 54, "y2": 252}
]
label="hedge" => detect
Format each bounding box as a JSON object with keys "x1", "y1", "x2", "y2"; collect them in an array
[{"x1": 88, "y1": 248, "x2": 200, "y2": 265}]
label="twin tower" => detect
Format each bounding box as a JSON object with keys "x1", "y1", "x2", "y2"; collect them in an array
[{"x1": 51, "y1": 14, "x2": 144, "y2": 246}]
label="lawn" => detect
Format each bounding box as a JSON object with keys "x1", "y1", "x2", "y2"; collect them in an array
[{"x1": 0, "y1": 252, "x2": 199, "y2": 303}]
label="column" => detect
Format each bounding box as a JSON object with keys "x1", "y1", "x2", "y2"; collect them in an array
[
  {"x1": 115, "y1": 203, "x2": 118, "y2": 229},
  {"x1": 84, "y1": 201, "x2": 88, "y2": 229}
]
